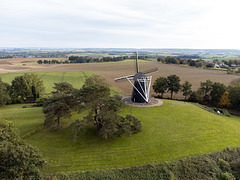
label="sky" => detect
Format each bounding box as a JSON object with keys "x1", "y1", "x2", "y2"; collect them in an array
[{"x1": 1, "y1": 0, "x2": 240, "y2": 49}]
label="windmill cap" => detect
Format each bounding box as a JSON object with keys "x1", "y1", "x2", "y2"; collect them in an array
[{"x1": 134, "y1": 72, "x2": 146, "y2": 81}]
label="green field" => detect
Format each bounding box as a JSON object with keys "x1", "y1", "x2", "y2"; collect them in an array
[
  {"x1": 1, "y1": 70, "x2": 240, "y2": 174},
  {"x1": 0, "y1": 71, "x2": 123, "y2": 97},
  {"x1": 0, "y1": 71, "x2": 93, "y2": 95},
  {"x1": 200, "y1": 54, "x2": 240, "y2": 61},
  {"x1": 1, "y1": 100, "x2": 240, "y2": 173}
]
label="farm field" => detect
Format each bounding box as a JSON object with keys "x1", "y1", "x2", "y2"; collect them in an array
[
  {"x1": 0, "y1": 58, "x2": 67, "y2": 65},
  {"x1": 1, "y1": 100, "x2": 240, "y2": 173},
  {"x1": 1, "y1": 62, "x2": 236, "y2": 99}
]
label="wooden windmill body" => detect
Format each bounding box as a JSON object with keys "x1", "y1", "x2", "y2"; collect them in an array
[{"x1": 115, "y1": 52, "x2": 158, "y2": 103}]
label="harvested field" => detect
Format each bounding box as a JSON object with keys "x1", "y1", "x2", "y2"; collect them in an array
[
  {"x1": 0, "y1": 62, "x2": 239, "y2": 99},
  {"x1": 0, "y1": 58, "x2": 67, "y2": 65}
]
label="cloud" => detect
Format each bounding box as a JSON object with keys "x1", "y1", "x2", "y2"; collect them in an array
[{"x1": 1, "y1": 0, "x2": 240, "y2": 48}]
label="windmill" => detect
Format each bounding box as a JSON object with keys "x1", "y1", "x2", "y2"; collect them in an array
[{"x1": 114, "y1": 52, "x2": 158, "y2": 103}]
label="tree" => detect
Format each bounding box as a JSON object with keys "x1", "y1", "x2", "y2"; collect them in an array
[
  {"x1": 219, "y1": 91, "x2": 231, "y2": 107},
  {"x1": 188, "y1": 91, "x2": 198, "y2": 102},
  {"x1": 43, "y1": 93, "x2": 74, "y2": 128},
  {"x1": 0, "y1": 120, "x2": 44, "y2": 179},
  {"x1": 73, "y1": 76, "x2": 142, "y2": 139},
  {"x1": 37, "y1": 60, "x2": 43, "y2": 64},
  {"x1": 152, "y1": 77, "x2": 168, "y2": 97},
  {"x1": 167, "y1": 75, "x2": 181, "y2": 99},
  {"x1": 0, "y1": 79, "x2": 11, "y2": 106},
  {"x1": 181, "y1": 81, "x2": 192, "y2": 100},
  {"x1": 10, "y1": 73, "x2": 45, "y2": 103},
  {"x1": 210, "y1": 82, "x2": 227, "y2": 107},
  {"x1": 229, "y1": 84, "x2": 240, "y2": 110},
  {"x1": 10, "y1": 76, "x2": 26, "y2": 103},
  {"x1": 200, "y1": 80, "x2": 213, "y2": 103}
]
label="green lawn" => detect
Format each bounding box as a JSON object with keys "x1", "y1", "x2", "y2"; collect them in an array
[
  {"x1": 0, "y1": 71, "x2": 123, "y2": 97},
  {"x1": 2, "y1": 100, "x2": 239, "y2": 173},
  {"x1": 0, "y1": 104, "x2": 44, "y2": 136}
]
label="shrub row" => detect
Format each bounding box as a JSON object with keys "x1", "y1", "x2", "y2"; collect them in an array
[{"x1": 44, "y1": 147, "x2": 240, "y2": 180}]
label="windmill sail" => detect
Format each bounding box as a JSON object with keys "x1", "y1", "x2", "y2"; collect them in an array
[{"x1": 114, "y1": 52, "x2": 157, "y2": 103}]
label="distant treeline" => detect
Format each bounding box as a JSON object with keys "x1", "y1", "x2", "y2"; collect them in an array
[
  {"x1": 67, "y1": 55, "x2": 146, "y2": 63},
  {"x1": 157, "y1": 56, "x2": 240, "y2": 69},
  {"x1": 0, "y1": 56, "x2": 14, "y2": 59},
  {"x1": 36, "y1": 55, "x2": 147, "y2": 64},
  {"x1": 157, "y1": 56, "x2": 209, "y2": 68},
  {"x1": 37, "y1": 60, "x2": 69, "y2": 64}
]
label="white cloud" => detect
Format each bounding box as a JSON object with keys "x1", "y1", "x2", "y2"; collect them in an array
[{"x1": 1, "y1": 0, "x2": 240, "y2": 48}]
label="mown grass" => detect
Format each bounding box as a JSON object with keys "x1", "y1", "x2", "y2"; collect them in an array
[
  {"x1": 5, "y1": 100, "x2": 236, "y2": 173},
  {"x1": 0, "y1": 104, "x2": 44, "y2": 136},
  {"x1": 1, "y1": 71, "x2": 240, "y2": 173},
  {"x1": 0, "y1": 71, "x2": 124, "y2": 97}
]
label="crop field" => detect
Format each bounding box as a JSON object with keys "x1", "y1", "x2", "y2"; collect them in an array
[
  {"x1": 2, "y1": 62, "x2": 237, "y2": 99},
  {"x1": 1, "y1": 100, "x2": 240, "y2": 173}
]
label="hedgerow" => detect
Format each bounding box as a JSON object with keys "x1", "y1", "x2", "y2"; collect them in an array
[{"x1": 44, "y1": 147, "x2": 240, "y2": 180}]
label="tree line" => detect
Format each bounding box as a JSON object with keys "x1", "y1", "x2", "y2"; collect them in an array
[
  {"x1": 67, "y1": 55, "x2": 146, "y2": 63},
  {"x1": 157, "y1": 56, "x2": 240, "y2": 70},
  {"x1": 0, "y1": 73, "x2": 45, "y2": 105},
  {"x1": 157, "y1": 56, "x2": 210, "y2": 68},
  {"x1": 37, "y1": 59, "x2": 69, "y2": 64},
  {"x1": 153, "y1": 75, "x2": 240, "y2": 111}
]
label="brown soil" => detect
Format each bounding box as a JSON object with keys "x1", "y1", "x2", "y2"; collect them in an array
[
  {"x1": 0, "y1": 62, "x2": 239, "y2": 99},
  {"x1": 0, "y1": 58, "x2": 67, "y2": 65}
]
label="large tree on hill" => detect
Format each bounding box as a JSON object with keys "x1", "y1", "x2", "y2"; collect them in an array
[
  {"x1": 167, "y1": 75, "x2": 181, "y2": 99},
  {"x1": 0, "y1": 120, "x2": 45, "y2": 179},
  {"x1": 43, "y1": 83, "x2": 77, "y2": 129},
  {"x1": 152, "y1": 77, "x2": 168, "y2": 98},
  {"x1": 181, "y1": 80, "x2": 192, "y2": 100},
  {"x1": 10, "y1": 73, "x2": 44, "y2": 103},
  {"x1": 43, "y1": 93, "x2": 74, "y2": 128},
  {"x1": 72, "y1": 75, "x2": 142, "y2": 139}
]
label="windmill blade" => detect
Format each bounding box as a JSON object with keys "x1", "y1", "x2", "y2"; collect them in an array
[
  {"x1": 142, "y1": 68, "x2": 158, "y2": 75},
  {"x1": 114, "y1": 74, "x2": 135, "y2": 82},
  {"x1": 136, "y1": 51, "x2": 139, "y2": 73}
]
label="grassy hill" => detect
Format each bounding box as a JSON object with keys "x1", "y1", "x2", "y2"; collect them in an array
[
  {"x1": 1, "y1": 100, "x2": 240, "y2": 173},
  {"x1": 1, "y1": 70, "x2": 240, "y2": 174}
]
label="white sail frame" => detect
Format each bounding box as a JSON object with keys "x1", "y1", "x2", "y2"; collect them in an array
[{"x1": 126, "y1": 76, "x2": 152, "y2": 103}]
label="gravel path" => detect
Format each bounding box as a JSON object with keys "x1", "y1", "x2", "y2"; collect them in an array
[{"x1": 122, "y1": 96, "x2": 163, "y2": 107}]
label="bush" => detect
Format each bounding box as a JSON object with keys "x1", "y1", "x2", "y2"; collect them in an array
[{"x1": 221, "y1": 172, "x2": 236, "y2": 180}]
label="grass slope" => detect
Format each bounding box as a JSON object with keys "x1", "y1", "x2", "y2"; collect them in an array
[
  {"x1": 0, "y1": 104, "x2": 44, "y2": 136},
  {"x1": 3, "y1": 100, "x2": 238, "y2": 173}
]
